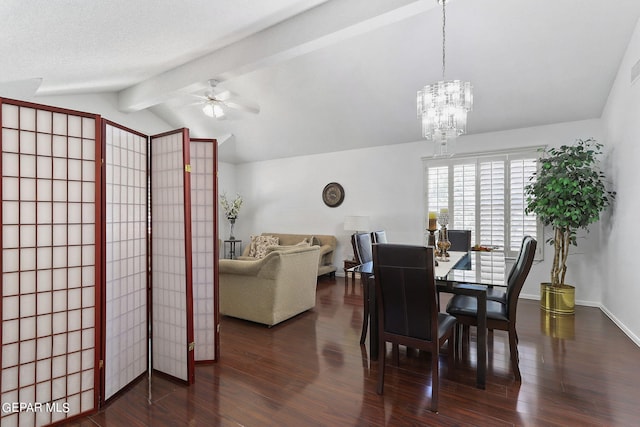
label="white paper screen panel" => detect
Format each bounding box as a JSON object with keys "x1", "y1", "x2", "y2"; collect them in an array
[
  {"x1": 103, "y1": 123, "x2": 147, "y2": 400},
  {"x1": 150, "y1": 131, "x2": 193, "y2": 382},
  {"x1": 1, "y1": 101, "x2": 99, "y2": 427},
  {"x1": 190, "y1": 140, "x2": 216, "y2": 362}
]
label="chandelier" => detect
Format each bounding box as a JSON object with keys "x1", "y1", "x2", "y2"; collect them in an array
[{"x1": 417, "y1": 0, "x2": 472, "y2": 156}]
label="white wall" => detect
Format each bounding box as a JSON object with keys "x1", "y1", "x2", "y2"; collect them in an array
[
  {"x1": 228, "y1": 118, "x2": 604, "y2": 303},
  {"x1": 600, "y1": 17, "x2": 640, "y2": 344}
]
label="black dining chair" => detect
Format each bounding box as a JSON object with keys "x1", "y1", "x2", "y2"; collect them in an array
[
  {"x1": 353, "y1": 233, "x2": 373, "y2": 344},
  {"x1": 446, "y1": 235, "x2": 537, "y2": 381},
  {"x1": 371, "y1": 230, "x2": 387, "y2": 244},
  {"x1": 486, "y1": 236, "x2": 534, "y2": 304},
  {"x1": 352, "y1": 232, "x2": 372, "y2": 265},
  {"x1": 447, "y1": 229, "x2": 472, "y2": 252},
  {"x1": 373, "y1": 243, "x2": 456, "y2": 412}
]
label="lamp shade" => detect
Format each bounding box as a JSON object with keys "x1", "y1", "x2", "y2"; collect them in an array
[{"x1": 344, "y1": 216, "x2": 370, "y2": 232}]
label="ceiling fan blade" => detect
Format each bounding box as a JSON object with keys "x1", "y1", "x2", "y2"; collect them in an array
[
  {"x1": 214, "y1": 89, "x2": 233, "y2": 101},
  {"x1": 224, "y1": 100, "x2": 260, "y2": 115}
]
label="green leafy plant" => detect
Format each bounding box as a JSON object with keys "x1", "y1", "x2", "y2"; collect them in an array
[{"x1": 525, "y1": 138, "x2": 615, "y2": 287}]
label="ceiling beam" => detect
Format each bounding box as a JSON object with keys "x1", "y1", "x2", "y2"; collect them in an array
[{"x1": 118, "y1": 0, "x2": 435, "y2": 112}]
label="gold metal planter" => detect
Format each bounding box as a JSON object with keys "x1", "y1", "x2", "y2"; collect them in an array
[{"x1": 540, "y1": 283, "x2": 575, "y2": 315}]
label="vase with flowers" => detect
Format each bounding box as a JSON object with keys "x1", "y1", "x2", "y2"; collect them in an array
[{"x1": 219, "y1": 192, "x2": 243, "y2": 240}]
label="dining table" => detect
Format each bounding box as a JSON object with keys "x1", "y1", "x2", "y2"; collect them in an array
[{"x1": 350, "y1": 249, "x2": 507, "y2": 389}]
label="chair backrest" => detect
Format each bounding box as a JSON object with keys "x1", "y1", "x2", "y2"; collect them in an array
[
  {"x1": 353, "y1": 232, "x2": 373, "y2": 264},
  {"x1": 372, "y1": 244, "x2": 438, "y2": 341},
  {"x1": 371, "y1": 230, "x2": 387, "y2": 244},
  {"x1": 447, "y1": 229, "x2": 472, "y2": 252},
  {"x1": 505, "y1": 235, "x2": 537, "y2": 316}
]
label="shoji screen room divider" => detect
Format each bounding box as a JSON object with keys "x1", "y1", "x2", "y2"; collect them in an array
[
  {"x1": 189, "y1": 138, "x2": 218, "y2": 363},
  {"x1": 149, "y1": 129, "x2": 195, "y2": 385},
  {"x1": 1, "y1": 99, "x2": 218, "y2": 427},
  {"x1": 102, "y1": 121, "x2": 149, "y2": 401},
  {"x1": 1, "y1": 99, "x2": 102, "y2": 426}
]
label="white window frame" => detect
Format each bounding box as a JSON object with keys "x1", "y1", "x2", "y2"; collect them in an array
[{"x1": 423, "y1": 147, "x2": 544, "y2": 260}]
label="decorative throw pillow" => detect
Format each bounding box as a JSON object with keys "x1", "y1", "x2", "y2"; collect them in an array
[
  {"x1": 248, "y1": 235, "x2": 260, "y2": 257},
  {"x1": 253, "y1": 235, "x2": 279, "y2": 259},
  {"x1": 266, "y1": 239, "x2": 311, "y2": 255}
]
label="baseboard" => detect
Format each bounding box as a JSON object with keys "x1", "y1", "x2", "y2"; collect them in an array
[
  {"x1": 599, "y1": 304, "x2": 640, "y2": 347},
  {"x1": 520, "y1": 292, "x2": 640, "y2": 348}
]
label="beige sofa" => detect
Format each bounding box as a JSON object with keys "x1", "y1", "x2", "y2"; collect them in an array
[
  {"x1": 219, "y1": 245, "x2": 321, "y2": 326},
  {"x1": 240, "y1": 232, "x2": 337, "y2": 277}
]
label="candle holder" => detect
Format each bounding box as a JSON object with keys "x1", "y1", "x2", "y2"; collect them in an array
[
  {"x1": 436, "y1": 211, "x2": 451, "y2": 261},
  {"x1": 437, "y1": 228, "x2": 451, "y2": 261},
  {"x1": 437, "y1": 211, "x2": 449, "y2": 228},
  {"x1": 427, "y1": 228, "x2": 437, "y2": 248}
]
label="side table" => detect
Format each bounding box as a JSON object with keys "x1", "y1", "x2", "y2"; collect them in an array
[
  {"x1": 224, "y1": 239, "x2": 242, "y2": 259},
  {"x1": 343, "y1": 259, "x2": 359, "y2": 284}
]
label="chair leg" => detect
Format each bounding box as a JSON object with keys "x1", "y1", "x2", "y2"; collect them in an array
[
  {"x1": 431, "y1": 349, "x2": 439, "y2": 412},
  {"x1": 392, "y1": 344, "x2": 400, "y2": 366},
  {"x1": 447, "y1": 335, "x2": 455, "y2": 379},
  {"x1": 508, "y1": 328, "x2": 521, "y2": 381},
  {"x1": 359, "y1": 279, "x2": 369, "y2": 344},
  {"x1": 462, "y1": 325, "x2": 470, "y2": 357}
]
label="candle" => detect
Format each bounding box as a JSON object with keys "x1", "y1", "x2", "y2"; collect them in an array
[{"x1": 428, "y1": 211, "x2": 437, "y2": 230}]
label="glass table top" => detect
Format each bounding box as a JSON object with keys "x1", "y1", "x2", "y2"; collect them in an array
[{"x1": 351, "y1": 250, "x2": 507, "y2": 286}]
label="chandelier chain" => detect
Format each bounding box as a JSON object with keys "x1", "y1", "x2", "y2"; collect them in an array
[{"x1": 442, "y1": 0, "x2": 446, "y2": 80}]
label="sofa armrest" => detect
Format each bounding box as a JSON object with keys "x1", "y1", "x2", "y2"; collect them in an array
[
  {"x1": 219, "y1": 253, "x2": 279, "y2": 277},
  {"x1": 318, "y1": 244, "x2": 334, "y2": 264}
]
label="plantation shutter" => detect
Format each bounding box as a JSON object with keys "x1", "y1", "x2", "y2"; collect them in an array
[
  {"x1": 509, "y1": 158, "x2": 538, "y2": 252},
  {"x1": 479, "y1": 159, "x2": 505, "y2": 249},
  {"x1": 452, "y1": 162, "x2": 476, "y2": 243},
  {"x1": 427, "y1": 166, "x2": 448, "y2": 212},
  {"x1": 424, "y1": 149, "x2": 542, "y2": 259}
]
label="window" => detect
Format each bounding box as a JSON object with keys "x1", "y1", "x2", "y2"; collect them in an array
[{"x1": 424, "y1": 148, "x2": 543, "y2": 259}]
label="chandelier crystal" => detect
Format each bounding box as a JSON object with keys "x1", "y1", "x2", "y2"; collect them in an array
[{"x1": 417, "y1": 0, "x2": 472, "y2": 155}]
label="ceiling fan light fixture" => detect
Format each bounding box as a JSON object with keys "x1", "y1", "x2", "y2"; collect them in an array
[
  {"x1": 202, "y1": 103, "x2": 214, "y2": 117},
  {"x1": 202, "y1": 102, "x2": 225, "y2": 118},
  {"x1": 213, "y1": 104, "x2": 225, "y2": 118}
]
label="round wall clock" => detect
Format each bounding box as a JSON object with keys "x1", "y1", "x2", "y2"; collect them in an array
[{"x1": 322, "y1": 182, "x2": 345, "y2": 207}]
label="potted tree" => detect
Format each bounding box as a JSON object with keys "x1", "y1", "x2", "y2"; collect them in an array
[{"x1": 525, "y1": 138, "x2": 615, "y2": 315}]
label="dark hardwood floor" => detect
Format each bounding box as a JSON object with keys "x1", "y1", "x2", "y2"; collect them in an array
[{"x1": 64, "y1": 276, "x2": 640, "y2": 426}]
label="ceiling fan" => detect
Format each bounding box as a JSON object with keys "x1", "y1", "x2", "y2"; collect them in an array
[{"x1": 194, "y1": 79, "x2": 260, "y2": 119}]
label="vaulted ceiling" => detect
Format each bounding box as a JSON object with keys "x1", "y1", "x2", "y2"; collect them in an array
[{"x1": 2, "y1": 0, "x2": 640, "y2": 163}]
